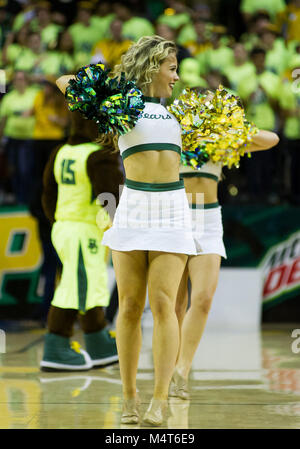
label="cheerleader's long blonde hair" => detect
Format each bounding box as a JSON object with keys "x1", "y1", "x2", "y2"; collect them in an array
[
  {"x1": 97, "y1": 36, "x2": 177, "y2": 149},
  {"x1": 113, "y1": 35, "x2": 177, "y2": 94}
]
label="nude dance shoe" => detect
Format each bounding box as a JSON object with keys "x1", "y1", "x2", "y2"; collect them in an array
[
  {"x1": 143, "y1": 398, "x2": 168, "y2": 426},
  {"x1": 169, "y1": 368, "x2": 190, "y2": 400},
  {"x1": 121, "y1": 397, "x2": 140, "y2": 424}
]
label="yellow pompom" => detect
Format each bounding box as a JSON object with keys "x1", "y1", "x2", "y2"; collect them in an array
[{"x1": 168, "y1": 85, "x2": 259, "y2": 169}]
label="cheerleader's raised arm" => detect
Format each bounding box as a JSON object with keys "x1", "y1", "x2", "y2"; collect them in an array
[
  {"x1": 245, "y1": 129, "x2": 279, "y2": 152},
  {"x1": 56, "y1": 74, "x2": 75, "y2": 95}
]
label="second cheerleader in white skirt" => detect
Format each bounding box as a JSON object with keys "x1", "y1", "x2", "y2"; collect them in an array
[{"x1": 170, "y1": 135, "x2": 279, "y2": 401}]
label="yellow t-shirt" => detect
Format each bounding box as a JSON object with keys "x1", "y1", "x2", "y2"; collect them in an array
[
  {"x1": 0, "y1": 87, "x2": 38, "y2": 139},
  {"x1": 91, "y1": 39, "x2": 132, "y2": 69},
  {"x1": 33, "y1": 90, "x2": 69, "y2": 140},
  {"x1": 277, "y1": 5, "x2": 300, "y2": 41}
]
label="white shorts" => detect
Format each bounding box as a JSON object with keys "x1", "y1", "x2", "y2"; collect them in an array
[
  {"x1": 190, "y1": 203, "x2": 227, "y2": 258},
  {"x1": 102, "y1": 178, "x2": 197, "y2": 255}
]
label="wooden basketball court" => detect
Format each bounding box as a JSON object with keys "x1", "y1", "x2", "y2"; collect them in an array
[{"x1": 0, "y1": 322, "x2": 299, "y2": 430}]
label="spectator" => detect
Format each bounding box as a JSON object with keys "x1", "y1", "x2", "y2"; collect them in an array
[
  {"x1": 13, "y1": 31, "x2": 46, "y2": 83},
  {"x1": 223, "y1": 42, "x2": 256, "y2": 92},
  {"x1": 179, "y1": 17, "x2": 212, "y2": 59},
  {"x1": 238, "y1": 47, "x2": 281, "y2": 201},
  {"x1": 240, "y1": 0, "x2": 286, "y2": 24},
  {"x1": 114, "y1": 2, "x2": 154, "y2": 42},
  {"x1": 205, "y1": 69, "x2": 232, "y2": 93},
  {"x1": 259, "y1": 26, "x2": 288, "y2": 75},
  {"x1": 155, "y1": 23, "x2": 191, "y2": 65},
  {"x1": 176, "y1": 3, "x2": 213, "y2": 46},
  {"x1": 39, "y1": 29, "x2": 76, "y2": 76},
  {"x1": 196, "y1": 29, "x2": 234, "y2": 76},
  {"x1": 90, "y1": 1, "x2": 115, "y2": 38},
  {"x1": 11, "y1": 1, "x2": 36, "y2": 33},
  {"x1": 31, "y1": 1, "x2": 62, "y2": 50},
  {"x1": 279, "y1": 62, "x2": 300, "y2": 205},
  {"x1": 238, "y1": 47, "x2": 281, "y2": 124},
  {"x1": 0, "y1": 70, "x2": 38, "y2": 205},
  {"x1": 68, "y1": 1, "x2": 104, "y2": 66},
  {"x1": 0, "y1": 0, "x2": 296, "y2": 210},
  {"x1": 90, "y1": 18, "x2": 132, "y2": 69},
  {"x1": 1, "y1": 26, "x2": 28, "y2": 81},
  {"x1": 277, "y1": 0, "x2": 300, "y2": 42},
  {"x1": 30, "y1": 76, "x2": 70, "y2": 189},
  {"x1": 179, "y1": 57, "x2": 207, "y2": 87},
  {"x1": 51, "y1": 10, "x2": 68, "y2": 28},
  {"x1": 240, "y1": 12, "x2": 272, "y2": 51},
  {"x1": 156, "y1": 0, "x2": 192, "y2": 36},
  {"x1": 190, "y1": 2, "x2": 212, "y2": 21},
  {"x1": 169, "y1": 57, "x2": 208, "y2": 103}
]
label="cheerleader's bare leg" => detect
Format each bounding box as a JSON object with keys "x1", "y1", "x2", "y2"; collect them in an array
[
  {"x1": 171, "y1": 254, "x2": 221, "y2": 399},
  {"x1": 143, "y1": 251, "x2": 188, "y2": 425},
  {"x1": 112, "y1": 250, "x2": 148, "y2": 423},
  {"x1": 175, "y1": 264, "x2": 189, "y2": 334}
]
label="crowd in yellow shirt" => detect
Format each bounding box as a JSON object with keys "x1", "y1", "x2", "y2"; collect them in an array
[{"x1": 0, "y1": 0, "x2": 300, "y2": 205}]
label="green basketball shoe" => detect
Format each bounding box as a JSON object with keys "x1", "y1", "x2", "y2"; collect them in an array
[
  {"x1": 84, "y1": 329, "x2": 119, "y2": 367},
  {"x1": 40, "y1": 333, "x2": 93, "y2": 371}
]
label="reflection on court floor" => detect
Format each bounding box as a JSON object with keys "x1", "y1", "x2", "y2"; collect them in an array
[{"x1": 0, "y1": 323, "x2": 299, "y2": 429}]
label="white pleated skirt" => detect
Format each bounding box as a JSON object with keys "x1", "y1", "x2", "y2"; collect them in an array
[
  {"x1": 102, "y1": 178, "x2": 197, "y2": 255},
  {"x1": 190, "y1": 203, "x2": 227, "y2": 258}
]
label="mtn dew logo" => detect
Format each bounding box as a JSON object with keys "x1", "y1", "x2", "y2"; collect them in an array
[{"x1": 260, "y1": 231, "x2": 300, "y2": 307}]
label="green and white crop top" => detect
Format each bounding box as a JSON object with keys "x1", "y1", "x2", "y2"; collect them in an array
[
  {"x1": 180, "y1": 160, "x2": 222, "y2": 182},
  {"x1": 118, "y1": 97, "x2": 182, "y2": 161}
]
